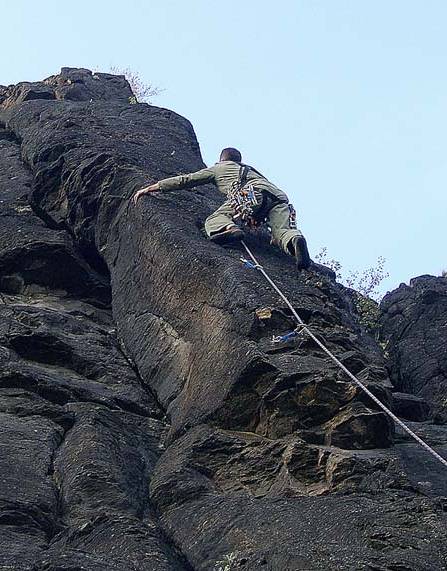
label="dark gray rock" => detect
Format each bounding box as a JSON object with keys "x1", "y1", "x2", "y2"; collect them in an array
[
  {"x1": 46, "y1": 403, "x2": 186, "y2": 570},
  {"x1": 392, "y1": 391, "x2": 430, "y2": 421},
  {"x1": 148, "y1": 423, "x2": 447, "y2": 569},
  {"x1": 150, "y1": 426, "x2": 447, "y2": 570},
  {"x1": 392, "y1": 421, "x2": 447, "y2": 497},
  {"x1": 0, "y1": 78, "x2": 188, "y2": 569},
  {"x1": 1, "y1": 77, "x2": 394, "y2": 450},
  {"x1": 0, "y1": 68, "x2": 446, "y2": 570},
  {"x1": 1, "y1": 82, "x2": 55, "y2": 109},
  {"x1": 380, "y1": 275, "x2": 447, "y2": 423},
  {"x1": 0, "y1": 298, "x2": 159, "y2": 417},
  {"x1": 0, "y1": 135, "x2": 109, "y2": 303},
  {"x1": 1, "y1": 68, "x2": 134, "y2": 109},
  {"x1": 45, "y1": 67, "x2": 135, "y2": 102}
]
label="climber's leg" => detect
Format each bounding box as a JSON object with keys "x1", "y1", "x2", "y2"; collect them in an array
[
  {"x1": 205, "y1": 201, "x2": 243, "y2": 243},
  {"x1": 268, "y1": 203, "x2": 310, "y2": 269},
  {"x1": 289, "y1": 235, "x2": 311, "y2": 269}
]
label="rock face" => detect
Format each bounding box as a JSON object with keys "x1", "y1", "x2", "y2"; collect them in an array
[
  {"x1": 0, "y1": 68, "x2": 446, "y2": 570},
  {"x1": 380, "y1": 276, "x2": 447, "y2": 424}
]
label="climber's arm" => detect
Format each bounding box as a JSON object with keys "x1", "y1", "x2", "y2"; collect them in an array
[
  {"x1": 158, "y1": 167, "x2": 216, "y2": 191},
  {"x1": 133, "y1": 167, "x2": 216, "y2": 204}
]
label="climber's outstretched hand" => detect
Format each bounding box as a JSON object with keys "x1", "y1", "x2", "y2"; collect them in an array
[{"x1": 132, "y1": 183, "x2": 160, "y2": 205}]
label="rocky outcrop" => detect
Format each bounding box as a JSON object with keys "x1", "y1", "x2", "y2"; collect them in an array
[
  {"x1": 1, "y1": 67, "x2": 134, "y2": 110},
  {"x1": 380, "y1": 275, "x2": 447, "y2": 423},
  {"x1": 0, "y1": 68, "x2": 446, "y2": 570},
  {"x1": 0, "y1": 76, "x2": 186, "y2": 570}
]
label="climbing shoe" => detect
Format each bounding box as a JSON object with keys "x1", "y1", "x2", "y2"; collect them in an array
[
  {"x1": 209, "y1": 226, "x2": 244, "y2": 245},
  {"x1": 291, "y1": 236, "x2": 311, "y2": 270}
]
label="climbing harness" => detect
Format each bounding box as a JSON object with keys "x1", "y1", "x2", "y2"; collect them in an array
[
  {"x1": 228, "y1": 163, "x2": 298, "y2": 231},
  {"x1": 240, "y1": 240, "x2": 447, "y2": 470},
  {"x1": 228, "y1": 165, "x2": 260, "y2": 223},
  {"x1": 228, "y1": 164, "x2": 277, "y2": 227},
  {"x1": 228, "y1": 181, "x2": 260, "y2": 222}
]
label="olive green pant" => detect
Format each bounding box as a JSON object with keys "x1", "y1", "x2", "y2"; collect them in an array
[{"x1": 204, "y1": 192, "x2": 304, "y2": 255}]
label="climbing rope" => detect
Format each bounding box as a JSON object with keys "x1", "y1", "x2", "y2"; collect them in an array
[{"x1": 240, "y1": 240, "x2": 447, "y2": 470}]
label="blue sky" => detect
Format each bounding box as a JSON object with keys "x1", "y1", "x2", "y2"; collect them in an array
[{"x1": 2, "y1": 0, "x2": 446, "y2": 294}]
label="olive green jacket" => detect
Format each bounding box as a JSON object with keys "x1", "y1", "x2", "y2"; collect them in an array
[{"x1": 158, "y1": 160, "x2": 288, "y2": 202}]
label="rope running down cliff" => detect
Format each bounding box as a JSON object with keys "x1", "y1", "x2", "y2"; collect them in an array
[{"x1": 240, "y1": 240, "x2": 447, "y2": 470}]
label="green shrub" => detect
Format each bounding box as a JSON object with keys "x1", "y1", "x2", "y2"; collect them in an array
[
  {"x1": 315, "y1": 247, "x2": 389, "y2": 302},
  {"x1": 109, "y1": 66, "x2": 162, "y2": 103}
]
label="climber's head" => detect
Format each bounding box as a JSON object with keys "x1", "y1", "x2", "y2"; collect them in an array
[{"x1": 220, "y1": 147, "x2": 242, "y2": 163}]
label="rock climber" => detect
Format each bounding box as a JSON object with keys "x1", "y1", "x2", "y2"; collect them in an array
[{"x1": 132, "y1": 147, "x2": 311, "y2": 269}]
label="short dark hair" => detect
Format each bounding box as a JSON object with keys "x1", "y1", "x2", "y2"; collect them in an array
[{"x1": 220, "y1": 147, "x2": 242, "y2": 162}]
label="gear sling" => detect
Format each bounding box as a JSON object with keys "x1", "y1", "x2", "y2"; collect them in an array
[{"x1": 227, "y1": 163, "x2": 297, "y2": 230}]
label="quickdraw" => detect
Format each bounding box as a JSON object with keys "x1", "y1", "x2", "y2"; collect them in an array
[
  {"x1": 288, "y1": 204, "x2": 297, "y2": 229},
  {"x1": 228, "y1": 181, "x2": 260, "y2": 223},
  {"x1": 272, "y1": 323, "x2": 307, "y2": 344},
  {"x1": 240, "y1": 257, "x2": 263, "y2": 270}
]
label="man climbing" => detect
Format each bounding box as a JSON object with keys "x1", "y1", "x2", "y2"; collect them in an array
[{"x1": 132, "y1": 147, "x2": 311, "y2": 269}]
